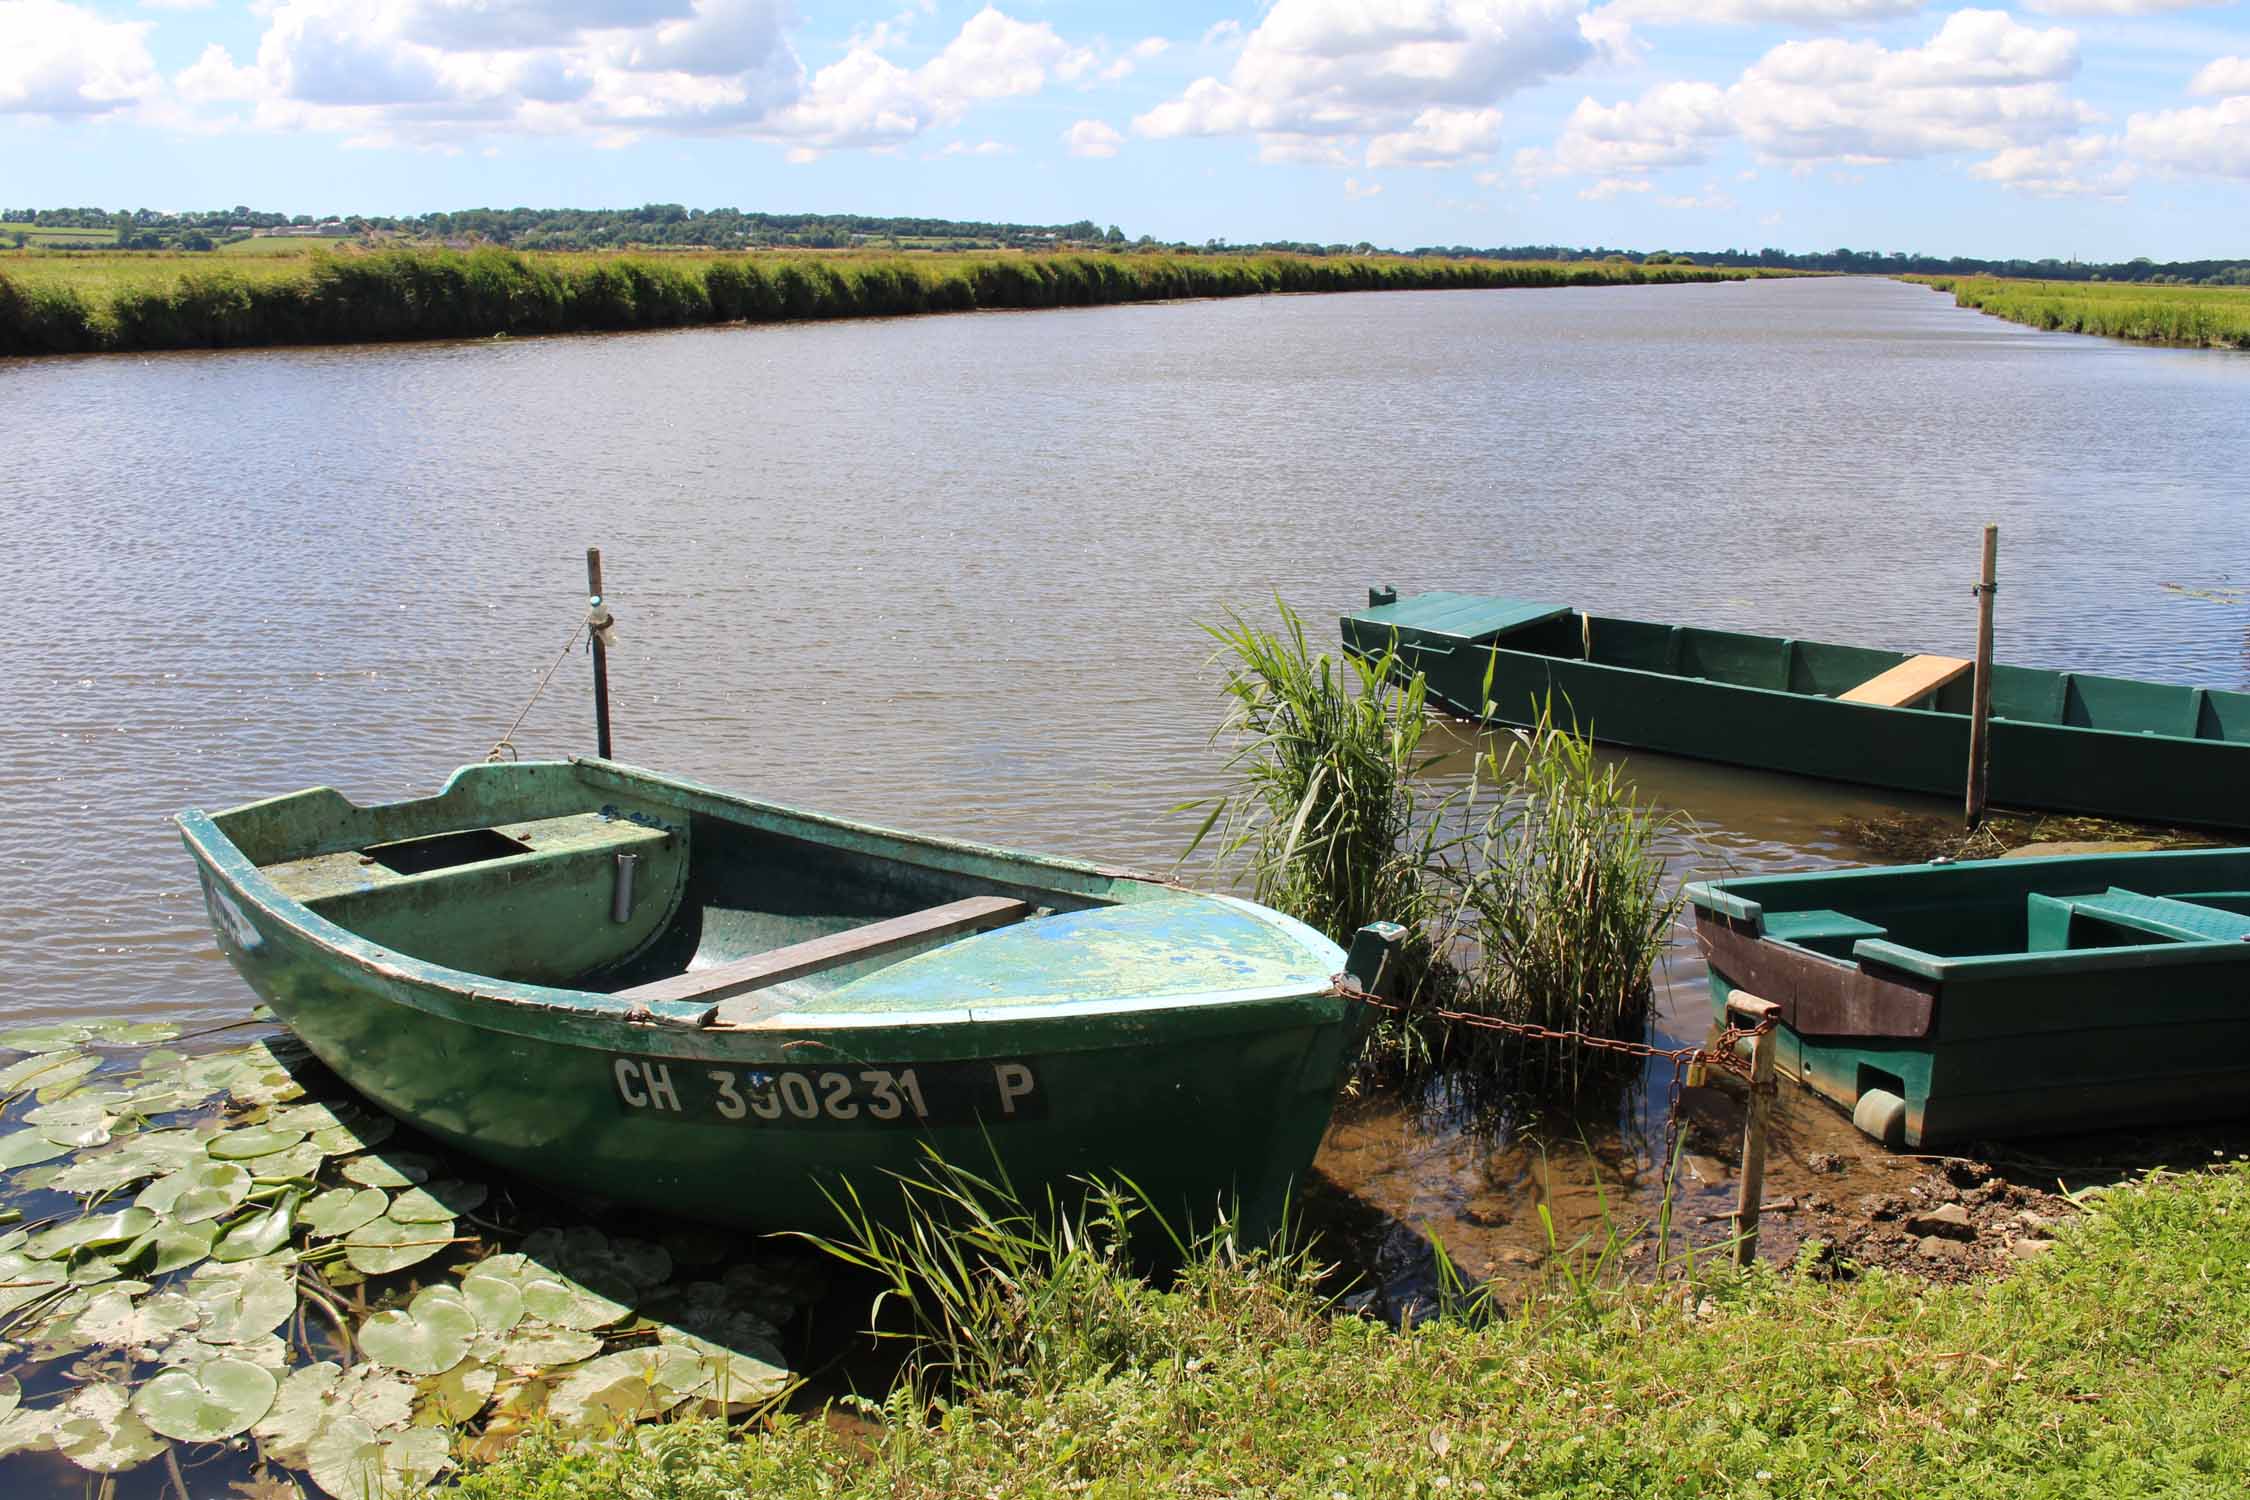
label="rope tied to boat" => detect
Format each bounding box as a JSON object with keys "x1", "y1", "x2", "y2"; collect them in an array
[
  {"x1": 1325, "y1": 975, "x2": 1774, "y2": 1167},
  {"x1": 485, "y1": 619, "x2": 588, "y2": 762}
]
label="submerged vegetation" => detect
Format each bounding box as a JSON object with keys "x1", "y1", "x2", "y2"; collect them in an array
[
  {"x1": 0, "y1": 247, "x2": 1771, "y2": 357},
  {"x1": 1189, "y1": 603, "x2": 1694, "y2": 1084},
  {"x1": 449, "y1": 1162, "x2": 2250, "y2": 1498},
  {"x1": 1909, "y1": 274, "x2": 2250, "y2": 349}
]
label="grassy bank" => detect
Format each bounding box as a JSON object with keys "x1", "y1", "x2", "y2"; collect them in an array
[
  {"x1": 1909, "y1": 274, "x2": 2250, "y2": 349},
  {"x1": 450, "y1": 1165, "x2": 2250, "y2": 1498},
  {"x1": 0, "y1": 247, "x2": 1771, "y2": 357}
]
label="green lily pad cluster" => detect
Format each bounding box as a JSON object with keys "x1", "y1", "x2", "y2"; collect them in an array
[{"x1": 0, "y1": 1022, "x2": 821, "y2": 1498}]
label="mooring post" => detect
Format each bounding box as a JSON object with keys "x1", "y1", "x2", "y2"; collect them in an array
[
  {"x1": 586, "y1": 547, "x2": 613, "y2": 760},
  {"x1": 1728, "y1": 992, "x2": 1779, "y2": 1268},
  {"x1": 1964, "y1": 524, "x2": 1998, "y2": 829}
]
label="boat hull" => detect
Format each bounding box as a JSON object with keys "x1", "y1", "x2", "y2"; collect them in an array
[
  {"x1": 1688, "y1": 850, "x2": 2250, "y2": 1146},
  {"x1": 1342, "y1": 592, "x2": 2250, "y2": 830},
  {"x1": 178, "y1": 763, "x2": 1364, "y2": 1238}
]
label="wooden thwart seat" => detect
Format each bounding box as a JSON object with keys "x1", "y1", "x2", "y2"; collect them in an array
[
  {"x1": 621, "y1": 895, "x2": 1032, "y2": 1009},
  {"x1": 1839, "y1": 654, "x2": 1972, "y2": 708}
]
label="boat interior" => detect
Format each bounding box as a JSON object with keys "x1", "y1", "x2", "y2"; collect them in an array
[
  {"x1": 203, "y1": 759, "x2": 1159, "y2": 1015},
  {"x1": 1695, "y1": 850, "x2": 2250, "y2": 969}
]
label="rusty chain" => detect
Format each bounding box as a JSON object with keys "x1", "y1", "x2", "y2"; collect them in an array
[{"x1": 1327, "y1": 975, "x2": 1774, "y2": 1168}]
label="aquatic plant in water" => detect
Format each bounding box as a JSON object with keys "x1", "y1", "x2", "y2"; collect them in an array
[{"x1": 0, "y1": 1020, "x2": 822, "y2": 1498}]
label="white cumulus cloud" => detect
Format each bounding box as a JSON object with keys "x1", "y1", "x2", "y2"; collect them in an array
[
  {"x1": 2188, "y1": 55, "x2": 2250, "y2": 97},
  {"x1": 1366, "y1": 105, "x2": 1505, "y2": 167},
  {"x1": 2125, "y1": 94, "x2": 2250, "y2": 178},
  {"x1": 1134, "y1": 0, "x2": 1591, "y2": 170},
  {"x1": 1594, "y1": 0, "x2": 1928, "y2": 23},
  {"x1": 1064, "y1": 117, "x2": 1121, "y2": 157},
  {"x1": 1970, "y1": 135, "x2": 2133, "y2": 195},
  {"x1": 0, "y1": 0, "x2": 162, "y2": 116},
  {"x1": 2020, "y1": 0, "x2": 2229, "y2": 15}
]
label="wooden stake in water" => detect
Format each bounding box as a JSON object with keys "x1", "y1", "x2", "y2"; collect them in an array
[
  {"x1": 587, "y1": 547, "x2": 613, "y2": 760},
  {"x1": 1728, "y1": 991, "x2": 1779, "y2": 1268},
  {"x1": 1965, "y1": 524, "x2": 1998, "y2": 829}
]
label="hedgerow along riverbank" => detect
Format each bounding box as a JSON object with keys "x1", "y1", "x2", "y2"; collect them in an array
[
  {"x1": 1908, "y1": 274, "x2": 2250, "y2": 349},
  {"x1": 0, "y1": 248, "x2": 1777, "y2": 357}
]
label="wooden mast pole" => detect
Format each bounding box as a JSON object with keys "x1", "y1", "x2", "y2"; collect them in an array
[
  {"x1": 1965, "y1": 525, "x2": 1998, "y2": 829},
  {"x1": 587, "y1": 548, "x2": 613, "y2": 760}
]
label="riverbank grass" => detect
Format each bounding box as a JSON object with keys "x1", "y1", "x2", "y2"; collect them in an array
[
  {"x1": 1909, "y1": 274, "x2": 2250, "y2": 349},
  {"x1": 0, "y1": 247, "x2": 1775, "y2": 356},
  {"x1": 449, "y1": 1163, "x2": 2250, "y2": 1497}
]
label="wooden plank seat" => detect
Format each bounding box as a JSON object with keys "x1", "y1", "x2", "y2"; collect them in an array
[
  {"x1": 2067, "y1": 888, "x2": 2250, "y2": 944},
  {"x1": 1838, "y1": 654, "x2": 1972, "y2": 708},
  {"x1": 621, "y1": 895, "x2": 1033, "y2": 1012}
]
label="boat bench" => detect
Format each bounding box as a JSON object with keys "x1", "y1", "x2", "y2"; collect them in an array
[
  {"x1": 1762, "y1": 908, "x2": 1888, "y2": 956},
  {"x1": 622, "y1": 895, "x2": 1033, "y2": 1019},
  {"x1": 1838, "y1": 654, "x2": 1971, "y2": 708},
  {"x1": 261, "y1": 811, "x2": 675, "y2": 906},
  {"x1": 2027, "y1": 887, "x2": 2250, "y2": 950}
]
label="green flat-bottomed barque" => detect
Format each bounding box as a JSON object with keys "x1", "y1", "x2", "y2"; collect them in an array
[
  {"x1": 1341, "y1": 589, "x2": 2250, "y2": 830},
  {"x1": 1688, "y1": 849, "x2": 2250, "y2": 1146},
  {"x1": 177, "y1": 759, "x2": 1396, "y2": 1235}
]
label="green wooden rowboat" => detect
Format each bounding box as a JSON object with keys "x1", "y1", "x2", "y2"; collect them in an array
[
  {"x1": 176, "y1": 759, "x2": 1399, "y2": 1235},
  {"x1": 1687, "y1": 849, "x2": 2250, "y2": 1147},
  {"x1": 1341, "y1": 589, "x2": 2250, "y2": 830}
]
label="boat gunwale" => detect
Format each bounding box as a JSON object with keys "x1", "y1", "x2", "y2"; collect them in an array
[
  {"x1": 1346, "y1": 614, "x2": 2245, "y2": 751},
  {"x1": 174, "y1": 760, "x2": 1349, "y2": 1051}
]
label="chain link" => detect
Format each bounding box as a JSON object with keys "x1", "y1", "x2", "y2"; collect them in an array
[{"x1": 1327, "y1": 975, "x2": 1774, "y2": 1168}]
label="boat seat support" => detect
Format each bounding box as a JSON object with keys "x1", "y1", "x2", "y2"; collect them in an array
[
  {"x1": 1838, "y1": 654, "x2": 1971, "y2": 708},
  {"x1": 621, "y1": 895, "x2": 1033, "y2": 1012}
]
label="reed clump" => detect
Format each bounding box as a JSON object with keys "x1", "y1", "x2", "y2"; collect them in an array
[
  {"x1": 1908, "y1": 274, "x2": 2250, "y2": 349},
  {"x1": 1439, "y1": 705, "x2": 1690, "y2": 1087},
  {"x1": 0, "y1": 247, "x2": 1769, "y2": 356},
  {"x1": 1190, "y1": 605, "x2": 1693, "y2": 1086}
]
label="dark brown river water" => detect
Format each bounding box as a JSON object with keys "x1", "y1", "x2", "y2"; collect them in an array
[{"x1": 5, "y1": 274, "x2": 2246, "y2": 1295}]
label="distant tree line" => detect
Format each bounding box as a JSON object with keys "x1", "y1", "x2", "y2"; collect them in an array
[{"x1": 5, "y1": 204, "x2": 2243, "y2": 284}]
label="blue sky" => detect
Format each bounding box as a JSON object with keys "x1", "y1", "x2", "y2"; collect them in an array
[{"x1": 2, "y1": 1, "x2": 2245, "y2": 259}]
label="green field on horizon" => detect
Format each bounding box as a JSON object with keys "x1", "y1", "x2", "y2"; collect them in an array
[{"x1": 1910, "y1": 273, "x2": 2250, "y2": 349}]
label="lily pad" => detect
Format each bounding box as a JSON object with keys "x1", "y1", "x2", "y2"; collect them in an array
[
  {"x1": 212, "y1": 1190, "x2": 303, "y2": 1262},
  {"x1": 209, "y1": 1124, "x2": 309, "y2": 1160},
  {"x1": 457, "y1": 1270, "x2": 525, "y2": 1336},
  {"x1": 122, "y1": 1218, "x2": 220, "y2": 1276},
  {"x1": 344, "y1": 1212, "x2": 456, "y2": 1276},
  {"x1": 543, "y1": 1348, "x2": 703, "y2": 1434},
  {"x1": 137, "y1": 1159, "x2": 253, "y2": 1220},
  {"x1": 359, "y1": 1287, "x2": 477, "y2": 1378},
  {"x1": 0, "y1": 1129, "x2": 69, "y2": 1171},
  {"x1": 419, "y1": 1359, "x2": 499, "y2": 1425},
  {"x1": 389, "y1": 1180, "x2": 487, "y2": 1224},
  {"x1": 303, "y1": 1186, "x2": 389, "y2": 1238},
  {"x1": 256, "y1": 1362, "x2": 422, "y2": 1467},
  {"x1": 244, "y1": 1140, "x2": 329, "y2": 1181},
  {"x1": 132, "y1": 1357, "x2": 279, "y2": 1442},
  {"x1": 488, "y1": 1325, "x2": 604, "y2": 1371},
  {"x1": 43, "y1": 1146, "x2": 168, "y2": 1195},
  {"x1": 307, "y1": 1416, "x2": 452, "y2": 1500},
  {"x1": 75, "y1": 1288, "x2": 200, "y2": 1352},
  {"x1": 524, "y1": 1225, "x2": 671, "y2": 1293},
  {"x1": 0, "y1": 1023, "x2": 96, "y2": 1050},
  {"x1": 0, "y1": 1050, "x2": 100, "y2": 1093},
  {"x1": 185, "y1": 1263, "x2": 297, "y2": 1343},
  {"x1": 55, "y1": 1381, "x2": 167, "y2": 1472},
  {"x1": 341, "y1": 1151, "x2": 435, "y2": 1189},
  {"x1": 311, "y1": 1115, "x2": 397, "y2": 1155},
  {"x1": 25, "y1": 1207, "x2": 156, "y2": 1260},
  {"x1": 0, "y1": 1374, "x2": 54, "y2": 1459}
]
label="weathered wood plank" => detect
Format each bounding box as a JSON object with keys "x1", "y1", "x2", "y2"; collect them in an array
[
  {"x1": 1697, "y1": 916, "x2": 1939, "y2": 1039},
  {"x1": 623, "y1": 895, "x2": 1032, "y2": 1008},
  {"x1": 1839, "y1": 653, "x2": 1972, "y2": 708}
]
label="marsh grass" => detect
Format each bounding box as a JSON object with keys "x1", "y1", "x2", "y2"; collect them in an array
[
  {"x1": 1438, "y1": 703, "x2": 1692, "y2": 1091},
  {"x1": 806, "y1": 1149, "x2": 1332, "y2": 1402},
  {"x1": 1909, "y1": 273, "x2": 2250, "y2": 348},
  {"x1": 0, "y1": 247, "x2": 1772, "y2": 356},
  {"x1": 1189, "y1": 608, "x2": 1696, "y2": 1085}
]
